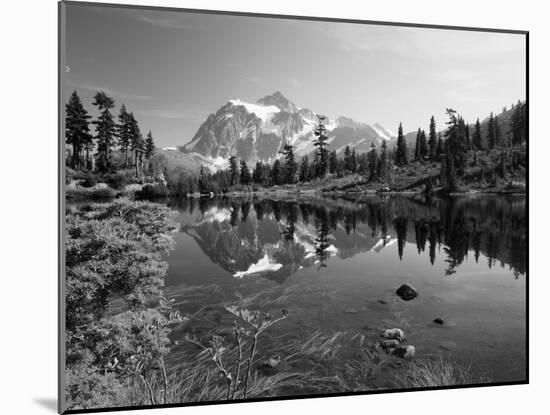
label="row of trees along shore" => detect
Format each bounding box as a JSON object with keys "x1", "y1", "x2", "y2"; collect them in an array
[
  {"x1": 65, "y1": 90, "x2": 526, "y2": 195},
  {"x1": 65, "y1": 90, "x2": 156, "y2": 180},
  {"x1": 194, "y1": 102, "x2": 526, "y2": 195}
]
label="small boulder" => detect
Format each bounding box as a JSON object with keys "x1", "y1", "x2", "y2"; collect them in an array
[
  {"x1": 392, "y1": 345, "x2": 415, "y2": 359},
  {"x1": 380, "y1": 339, "x2": 400, "y2": 350},
  {"x1": 381, "y1": 328, "x2": 406, "y2": 342},
  {"x1": 439, "y1": 341, "x2": 457, "y2": 351},
  {"x1": 433, "y1": 318, "x2": 444, "y2": 325},
  {"x1": 396, "y1": 283, "x2": 418, "y2": 301}
]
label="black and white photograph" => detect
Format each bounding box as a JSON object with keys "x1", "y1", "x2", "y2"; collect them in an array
[{"x1": 59, "y1": 1, "x2": 527, "y2": 412}]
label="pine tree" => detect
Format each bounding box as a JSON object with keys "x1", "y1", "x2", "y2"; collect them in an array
[
  {"x1": 145, "y1": 130, "x2": 155, "y2": 160},
  {"x1": 487, "y1": 112, "x2": 496, "y2": 149},
  {"x1": 367, "y1": 143, "x2": 379, "y2": 180},
  {"x1": 279, "y1": 142, "x2": 297, "y2": 184},
  {"x1": 144, "y1": 130, "x2": 155, "y2": 176},
  {"x1": 92, "y1": 91, "x2": 117, "y2": 173},
  {"x1": 229, "y1": 156, "x2": 240, "y2": 186},
  {"x1": 299, "y1": 156, "x2": 310, "y2": 182},
  {"x1": 328, "y1": 150, "x2": 338, "y2": 174},
  {"x1": 240, "y1": 160, "x2": 251, "y2": 185},
  {"x1": 128, "y1": 112, "x2": 146, "y2": 179},
  {"x1": 494, "y1": 116, "x2": 501, "y2": 148},
  {"x1": 436, "y1": 132, "x2": 444, "y2": 157},
  {"x1": 428, "y1": 116, "x2": 437, "y2": 160},
  {"x1": 117, "y1": 104, "x2": 132, "y2": 169},
  {"x1": 357, "y1": 153, "x2": 369, "y2": 176},
  {"x1": 420, "y1": 130, "x2": 428, "y2": 160},
  {"x1": 65, "y1": 91, "x2": 91, "y2": 170},
  {"x1": 379, "y1": 140, "x2": 390, "y2": 182},
  {"x1": 443, "y1": 108, "x2": 468, "y2": 187},
  {"x1": 252, "y1": 161, "x2": 263, "y2": 184},
  {"x1": 271, "y1": 159, "x2": 283, "y2": 185},
  {"x1": 344, "y1": 145, "x2": 353, "y2": 173},
  {"x1": 510, "y1": 102, "x2": 527, "y2": 146},
  {"x1": 464, "y1": 123, "x2": 471, "y2": 149},
  {"x1": 414, "y1": 128, "x2": 422, "y2": 162},
  {"x1": 312, "y1": 114, "x2": 330, "y2": 178},
  {"x1": 473, "y1": 118, "x2": 482, "y2": 150},
  {"x1": 351, "y1": 149, "x2": 357, "y2": 173},
  {"x1": 395, "y1": 122, "x2": 408, "y2": 165}
]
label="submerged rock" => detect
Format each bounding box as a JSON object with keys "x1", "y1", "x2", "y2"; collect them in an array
[
  {"x1": 396, "y1": 283, "x2": 418, "y2": 301},
  {"x1": 433, "y1": 318, "x2": 445, "y2": 325},
  {"x1": 377, "y1": 300, "x2": 388, "y2": 305},
  {"x1": 380, "y1": 339, "x2": 401, "y2": 350},
  {"x1": 439, "y1": 341, "x2": 457, "y2": 351},
  {"x1": 380, "y1": 328, "x2": 406, "y2": 342},
  {"x1": 344, "y1": 308, "x2": 359, "y2": 314},
  {"x1": 392, "y1": 345, "x2": 415, "y2": 359}
]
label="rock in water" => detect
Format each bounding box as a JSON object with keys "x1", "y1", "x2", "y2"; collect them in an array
[
  {"x1": 439, "y1": 341, "x2": 457, "y2": 351},
  {"x1": 344, "y1": 308, "x2": 358, "y2": 314},
  {"x1": 396, "y1": 283, "x2": 418, "y2": 301},
  {"x1": 380, "y1": 328, "x2": 406, "y2": 342},
  {"x1": 380, "y1": 339, "x2": 401, "y2": 350},
  {"x1": 378, "y1": 300, "x2": 388, "y2": 305},
  {"x1": 433, "y1": 318, "x2": 444, "y2": 325},
  {"x1": 392, "y1": 345, "x2": 415, "y2": 359}
]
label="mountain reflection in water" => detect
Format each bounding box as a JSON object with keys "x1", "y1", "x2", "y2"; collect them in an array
[{"x1": 168, "y1": 195, "x2": 526, "y2": 283}]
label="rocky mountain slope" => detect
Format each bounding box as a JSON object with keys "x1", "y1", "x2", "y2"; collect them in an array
[{"x1": 181, "y1": 91, "x2": 395, "y2": 166}]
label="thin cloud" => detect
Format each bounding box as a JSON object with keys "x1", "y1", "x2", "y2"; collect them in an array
[
  {"x1": 289, "y1": 78, "x2": 303, "y2": 88},
  {"x1": 135, "y1": 108, "x2": 207, "y2": 121},
  {"x1": 244, "y1": 76, "x2": 262, "y2": 84},
  {"x1": 67, "y1": 80, "x2": 153, "y2": 101}
]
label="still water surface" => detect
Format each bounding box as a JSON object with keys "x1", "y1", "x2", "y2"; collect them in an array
[{"x1": 162, "y1": 195, "x2": 526, "y2": 388}]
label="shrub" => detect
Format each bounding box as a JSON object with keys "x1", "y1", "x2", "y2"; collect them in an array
[
  {"x1": 90, "y1": 187, "x2": 117, "y2": 199},
  {"x1": 79, "y1": 173, "x2": 97, "y2": 188},
  {"x1": 102, "y1": 172, "x2": 134, "y2": 190}
]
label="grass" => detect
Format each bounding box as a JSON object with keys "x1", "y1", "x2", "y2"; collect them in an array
[{"x1": 397, "y1": 355, "x2": 490, "y2": 388}]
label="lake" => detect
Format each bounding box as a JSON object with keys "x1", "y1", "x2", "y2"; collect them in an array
[{"x1": 159, "y1": 194, "x2": 526, "y2": 392}]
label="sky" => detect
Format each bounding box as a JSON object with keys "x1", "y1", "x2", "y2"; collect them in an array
[{"x1": 62, "y1": 3, "x2": 526, "y2": 149}]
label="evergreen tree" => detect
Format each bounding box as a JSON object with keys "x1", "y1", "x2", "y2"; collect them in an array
[
  {"x1": 473, "y1": 118, "x2": 482, "y2": 150},
  {"x1": 464, "y1": 123, "x2": 471, "y2": 149},
  {"x1": 328, "y1": 150, "x2": 338, "y2": 174},
  {"x1": 414, "y1": 128, "x2": 422, "y2": 161},
  {"x1": 117, "y1": 104, "x2": 132, "y2": 169},
  {"x1": 271, "y1": 159, "x2": 283, "y2": 185},
  {"x1": 312, "y1": 114, "x2": 330, "y2": 178},
  {"x1": 350, "y1": 149, "x2": 357, "y2": 173},
  {"x1": 299, "y1": 156, "x2": 311, "y2": 182},
  {"x1": 510, "y1": 102, "x2": 527, "y2": 146},
  {"x1": 487, "y1": 112, "x2": 496, "y2": 149},
  {"x1": 344, "y1": 145, "x2": 355, "y2": 173},
  {"x1": 443, "y1": 108, "x2": 468, "y2": 187},
  {"x1": 494, "y1": 116, "x2": 501, "y2": 148},
  {"x1": 379, "y1": 140, "x2": 390, "y2": 182},
  {"x1": 229, "y1": 156, "x2": 240, "y2": 186},
  {"x1": 65, "y1": 90, "x2": 92, "y2": 170},
  {"x1": 279, "y1": 142, "x2": 297, "y2": 184},
  {"x1": 357, "y1": 153, "x2": 369, "y2": 176},
  {"x1": 240, "y1": 160, "x2": 251, "y2": 185},
  {"x1": 367, "y1": 143, "x2": 379, "y2": 180},
  {"x1": 252, "y1": 161, "x2": 263, "y2": 184},
  {"x1": 428, "y1": 116, "x2": 437, "y2": 160},
  {"x1": 198, "y1": 165, "x2": 209, "y2": 193},
  {"x1": 420, "y1": 130, "x2": 428, "y2": 160},
  {"x1": 436, "y1": 132, "x2": 444, "y2": 157},
  {"x1": 395, "y1": 122, "x2": 408, "y2": 165},
  {"x1": 145, "y1": 130, "x2": 155, "y2": 160},
  {"x1": 128, "y1": 112, "x2": 146, "y2": 179},
  {"x1": 92, "y1": 91, "x2": 117, "y2": 173}
]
